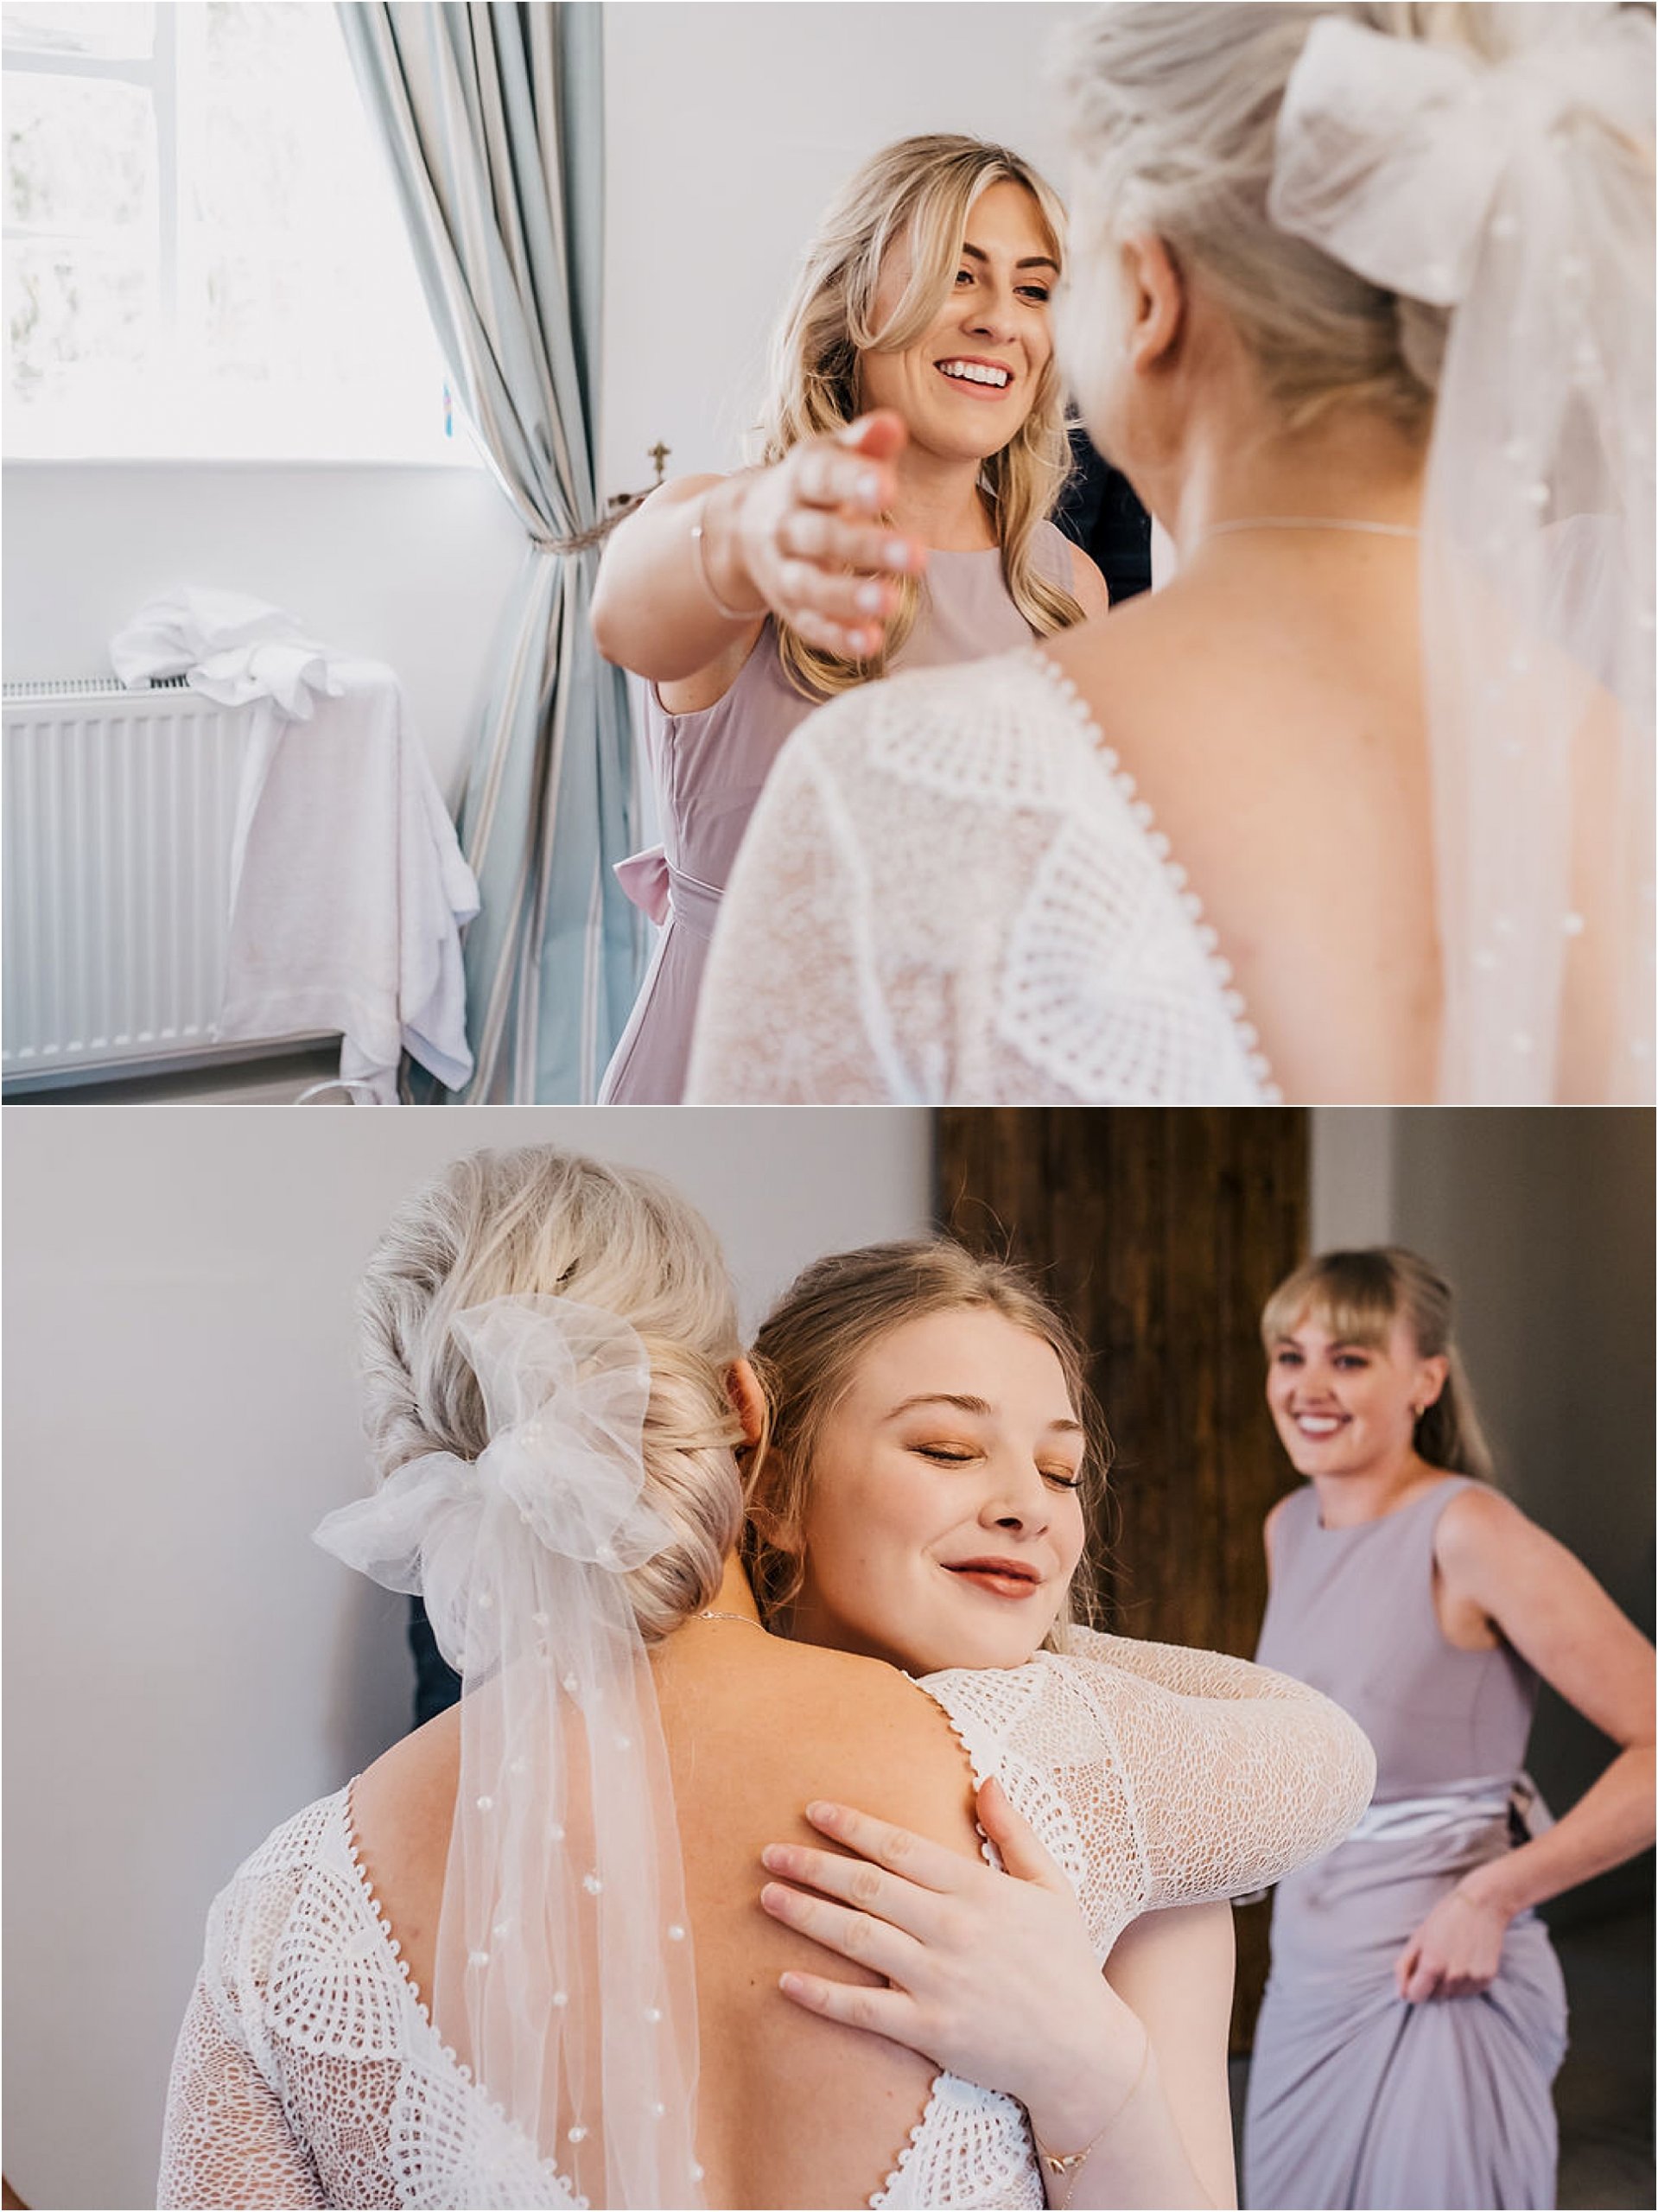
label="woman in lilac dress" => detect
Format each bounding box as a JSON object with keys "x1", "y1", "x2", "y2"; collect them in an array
[
  {"x1": 1244, "y1": 1248, "x2": 1655, "y2": 2210},
  {"x1": 589, "y1": 134, "x2": 1107, "y2": 1103}
]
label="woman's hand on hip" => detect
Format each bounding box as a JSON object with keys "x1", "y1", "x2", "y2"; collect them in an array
[
  {"x1": 723, "y1": 410, "x2": 926, "y2": 658},
  {"x1": 759, "y1": 1775, "x2": 1142, "y2": 2149},
  {"x1": 1393, "y1": 1881, "x2": 1513, "y2": 2002}
]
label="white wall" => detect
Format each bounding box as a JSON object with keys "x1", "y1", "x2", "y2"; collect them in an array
[
  {"x1": 0, "y1": 460, "x2": 526, "y2": 803},
  {"x1": 1, "y1": 1105, "x2": 931, "y2": 2212},
  {"x1": 600, "y1": 3, "x2": 1088, "y2": 491},
  {"x1": 1308, "y1": 1107, "x2": 1395, "y2": 1249}
]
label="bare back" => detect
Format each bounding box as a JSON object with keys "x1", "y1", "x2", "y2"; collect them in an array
[
  {"x1": 1047, "y1": 536, "x2": 1439, "y2": 1102},
  {"x1": 352, "y1": 1631, "x2": 983, "y2": 2210}
]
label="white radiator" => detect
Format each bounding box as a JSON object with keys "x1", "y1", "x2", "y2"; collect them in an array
[{"x1": 3, "y1": 679, "x2": 262, "y2": 1088}]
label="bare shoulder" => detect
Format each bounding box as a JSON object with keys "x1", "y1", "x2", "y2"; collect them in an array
[
  {"x1": 1432, "y1": 1479, "x2": 1529, "y2": 1567},
  {"x1": 1037, "y1": 572, "x2": 1184, "y2": 719},
  {"x1": 1064, "y1": 539, "x2": 1113, "y2": 619},
  {"x1": 351, "y1": 1701, "x2": 462, "y2": 1888},
  {"x1": 638, "y1": 470, "x2": 729, "y2": 515},
  {"x1": 744, "y1": 1638, "x2": 982, "y2": 1850}
]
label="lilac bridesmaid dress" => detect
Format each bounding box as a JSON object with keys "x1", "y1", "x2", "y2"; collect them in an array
[
  {"x1": 1243, "y1": 1477, "x2": 1568, "y2": 2210},
  {"x1": 598, "y1": 524, "x2": 1077, "y2": 1103}
]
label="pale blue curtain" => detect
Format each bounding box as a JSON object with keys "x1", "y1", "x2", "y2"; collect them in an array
[{"x1": 339, "y1": 1, "x2": 640, "y2": 1100}]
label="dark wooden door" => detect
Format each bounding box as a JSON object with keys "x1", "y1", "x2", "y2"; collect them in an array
[{"x1": 935, "y1": 1106, "x2": 1310, "y2": 2048}]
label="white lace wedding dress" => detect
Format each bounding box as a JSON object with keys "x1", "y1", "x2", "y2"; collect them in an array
[
  {"x1": 684, "y1": 648, "x2": 1281, "y2": 1105},
  {"x1": 157, "y1": 1628, "x2": 1373, "y2": 2209}
]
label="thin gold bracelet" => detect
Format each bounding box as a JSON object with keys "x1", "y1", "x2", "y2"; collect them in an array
[
  {"x1": 1034, "y1": 2030, "x2": 1153, "y2": 2199},
  {"x1": 689, "y1": 493, "x2": 767, "y2": 622}
]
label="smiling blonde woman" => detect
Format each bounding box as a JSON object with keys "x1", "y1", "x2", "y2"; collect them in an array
[
  {"x1": 1247, "y1": 1246, "x2": 1655, "y2": 2209},
  {"x1": 589, "y1": 133, "x2": 1102, "y2": 1104}
]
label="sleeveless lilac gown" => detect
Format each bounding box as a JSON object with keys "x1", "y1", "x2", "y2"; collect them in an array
[
  {"x1": 1243, "y1": 1477, "x2": 1568, "y2": 2210},
  {"x1": 598, "y1": 524, "x2": 1076, "y2": 1103}
]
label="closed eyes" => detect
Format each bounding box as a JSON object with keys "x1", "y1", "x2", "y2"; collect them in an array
[{"x1": 912, "y1": 1443, "x2": 1083, "y2": 1491}]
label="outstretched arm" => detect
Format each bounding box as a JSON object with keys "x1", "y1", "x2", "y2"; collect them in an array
[
  {"x1": 759, "y1": 1781, "x2": 1235, "y2": 2209},
  {"x1": 589, "y1": 413, "x2": 922, "y2": 687},
  {"x1": 1394, "y1": 1487, "x2": 1655, "y2": 2001}
]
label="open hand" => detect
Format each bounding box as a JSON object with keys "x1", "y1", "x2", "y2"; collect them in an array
[
  {"x1": 1393, "y1": 1884, "x2": 1512, "y2": 2002},
  {"x1": 759, "y1": 1777, "x2": 1142, "y2": 2146},
  {"x1": 731, "y1": 410, "x2": 925, "y2": 658}
]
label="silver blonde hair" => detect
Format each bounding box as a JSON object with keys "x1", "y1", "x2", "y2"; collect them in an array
[
  {"x1": 357, "y1": 1146, "x2": 746, "y2": 1643},
  {"x1": 759, "y1": 132, "x2": 1084, "y2": 700},
  {"x1": 1053, "y1": 3, "x2": 1528, "y2": 430}
]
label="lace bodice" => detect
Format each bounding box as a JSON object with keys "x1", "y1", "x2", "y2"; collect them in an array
[
  {"x1": 158, "y1": 1633, "x2": 1372, "y2": 2209},
  {"x1": 685, "y1": 648, "x2": 1280, "y2": 1104}
]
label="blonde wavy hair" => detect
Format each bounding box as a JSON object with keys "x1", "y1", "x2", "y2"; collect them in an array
[
  {"x1": 356, "y1": 1145, "x2": 746, "y2": 1645},
  {"x1": 1261, "y1": 1244, "x2": 1496, "y2": 1484},
  {"x1": 759, "y1": 133, "x2": 1086, "y2": 701},
  {"x1": 743, "y1": 1237, "x2": 1109, "y2": 1634}
]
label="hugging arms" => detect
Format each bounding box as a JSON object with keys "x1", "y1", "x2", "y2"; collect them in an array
[{"x1": 160, "y1": 1154, "x2": 1372, "y2": 2209}]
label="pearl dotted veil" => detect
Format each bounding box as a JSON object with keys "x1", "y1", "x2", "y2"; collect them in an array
[
  {"x1": 314, "y1": 1295, "x2": 704, "y2": 2210},
  {"x1": 1269, "y1": 3, "x2": 1655, "y2": 1102}
]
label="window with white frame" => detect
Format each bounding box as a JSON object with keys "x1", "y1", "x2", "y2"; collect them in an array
[{"x1": 3, "y1": 0, "x2": 463, "y2": 461}]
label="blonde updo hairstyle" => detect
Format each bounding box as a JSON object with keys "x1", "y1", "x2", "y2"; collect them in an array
[
  {"x1": 1261, "y1": 1244, "x2": 1495, "y2": 1484},
  {"x1": 357, "y1": 1146, "x2": 746, "y2": 1645},
  {"x1": 760, "y1": 133, "x2": 1085, "y2": 702},
  {"x1": 1052, "y1": 3, "x2": 1530, "y2": 433},
  {"x1": 743, "y1": 1237, "x2": 1108, "y2": 1631}
]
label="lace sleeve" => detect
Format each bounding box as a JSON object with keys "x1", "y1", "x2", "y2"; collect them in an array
[
  {"x1": 687, "y1": 710, "x2": 923, "y2": 1103},
  {"x1": 157, "y1": 1897, "x2": 327, "y2": 2209},
  {"x1": 1056, "y1": 1625, "x2": 1376, "y2": 1908}
]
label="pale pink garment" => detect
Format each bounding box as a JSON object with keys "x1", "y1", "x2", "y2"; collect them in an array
[{"x1": 598, "y1": 524, "x2": 1076, "y2": 1103}]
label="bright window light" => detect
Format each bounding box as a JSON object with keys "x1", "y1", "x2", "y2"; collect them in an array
[{"x1": 3, "y1": 0, "x2": 467, "y2": 461}]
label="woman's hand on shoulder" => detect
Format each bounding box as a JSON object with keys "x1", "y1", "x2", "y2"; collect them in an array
[
  {"x1": 731, "y1": 410, "x2": 927, "y2": 658},
  {"x1": 758, "y1": 1776, "x2": 1140, "y2": 2149}
]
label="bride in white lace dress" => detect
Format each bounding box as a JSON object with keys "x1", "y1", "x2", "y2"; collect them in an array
[
  {"x1": 687, "y1": 2, "x2": 1653, "y2": 1108},
  {"x1": 158, "y1": 1149, "x2": 1371, "y2": 2209}
]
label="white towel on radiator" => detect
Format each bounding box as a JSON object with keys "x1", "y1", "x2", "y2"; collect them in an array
[
  {"x1": 110, "y1": 585, "x2": 344, "y2": 721},
  {"x1": 214, "y1": 659, "x2": 480, "y2": 1102}
]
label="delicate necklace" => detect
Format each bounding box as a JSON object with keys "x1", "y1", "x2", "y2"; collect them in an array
[
  {"x1": 1197, "y1": 516, "x2": 1420, "y2": 546},
  {"x1": 696, "y1": 1610, "x2": 765, "y2": 1630}
]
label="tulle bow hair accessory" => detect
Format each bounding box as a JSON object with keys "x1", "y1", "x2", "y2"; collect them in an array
[
  {"x1": 314, "y1": 1293, "x2": 705, "y2": 2209},
  {"x1": 316, "y1": 1295, "x2": 675, "y2": 1672},
  {"x1": 1270, "y1": 4, "x2": 1655, "y2": 1102}
]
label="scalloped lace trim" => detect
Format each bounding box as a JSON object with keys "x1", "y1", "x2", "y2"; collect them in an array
[
  {"x1": 866, "y1": 1679, "x2": 1018, "y2": 2209},
  {"x1": 1021, "y1": 645, "x2": 1283, "y2": 1103},
  {"x1": 869, "y1": 2075, "x2": 950, "y2": 2211},
  {"x1": 867, "y1": 1681, "x2": 993, "y2": 2209},
  {"x1": 340, "y1": 1783, "x2": 582, "y2": 2206}
]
